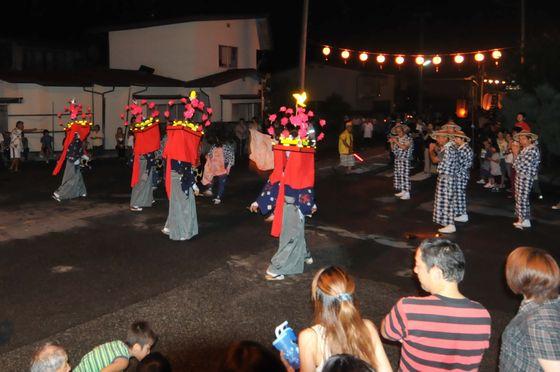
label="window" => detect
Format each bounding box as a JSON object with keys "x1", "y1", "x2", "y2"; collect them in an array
[
  {"x1": 219, "y1": 45, "x2": 238, "y2": 68},
  {"x1": 232, "y1": 103, "x2": 260, "y2": 122}
]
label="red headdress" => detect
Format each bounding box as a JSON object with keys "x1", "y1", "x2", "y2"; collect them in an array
[
  {"x1": 122, "y1": 100, "x2": 161, "y2": 187},
  {"x1": 261, "y1": 94, "x2": 327, "y2": 236},
  {"x1": 162, "y1": 90, "x2": 213, "y2": 197},
  {"x1": 52, "y1": 99, "x2": 93, "y2": 176}
]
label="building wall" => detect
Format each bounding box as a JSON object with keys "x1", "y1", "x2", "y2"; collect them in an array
[
  {"x1": 0, "y1": 82, "x2": 187, "y2": 151},
  {"x1": 109, "y1": 19, "x2": 262, "y2": 81},
  {"x1": 209, "y1": 77, "x2": 261, "y2": 121},
  {"x1": 272, "y1": 64, "x2": 395, "y2": 112}
]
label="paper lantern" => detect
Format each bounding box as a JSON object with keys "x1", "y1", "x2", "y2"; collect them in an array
[
  {"x1": 474, "y1": 53, "x2": 485, "y2": 62},
  {"x1": 454, "y1": 54, "x2": 465, "y2": 64},
  {"x1": 482, "y1": 94, "x2": 492, "y2": 111},
  {"x1": 492, "y1": 50, "x2": 502, "y2": 66},
  {"x1": 415, "y1": 56, "x2": 425, "y2": 65},
  {"x1": 376, "y1": 54, "x2": 386, "y2": 64},
  {"x1": 432, "y1": 55, "x2": 442, "y2": 72},
  {"x1": 322, "y1": 46, "x2": 331, "y2": 60},
  {"x1": 359, "y1": 52, "x2": 368, "y2": 62},
  {"x1": 341, "y1": 50, "x2": 350, "y2": 63},
  {"x1": 395, "y1": 56, "x2": 405, "y2": 65},
  {"x1": 456, "y1": 99, "x2": 468, "y2": 118}
]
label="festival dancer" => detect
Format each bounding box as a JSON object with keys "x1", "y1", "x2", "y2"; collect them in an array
[
  {"x1": 250, "y1": 95, "x2": 327, "y2": 280},
  {"x1": 388, "y1": 123, "x2": 413, "y2": 200},
  {"x1": 453, "y1": 130, "x2": 473, "y2": 223},
  {"x1": 512, "y1": 130, "x2": 540, "y2": 229},
  {"x1": 123, "y1": 100, "x2": 160, "y2": 212},
  {"x1": 161, "y1": 92, "x2": 212, "y2": 240},
  {"x1": 52, "y1": 100, "x2": 92, "y2": 202},
  {"x1": 431, "y1": 129, "x2": 459, "y2": 234}
]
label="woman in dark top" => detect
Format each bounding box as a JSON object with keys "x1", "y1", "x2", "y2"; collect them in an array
[{"x1": 115, "y1": 127, "x2": 126, "y2": 159}]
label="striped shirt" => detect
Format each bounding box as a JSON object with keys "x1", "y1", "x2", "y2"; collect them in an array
[
  {"x1": 74, "y1": 340, "x2": 130, "y2": 372},
  {"x1": 383, "y1": 295, "x2": 491, "y2": 371}
]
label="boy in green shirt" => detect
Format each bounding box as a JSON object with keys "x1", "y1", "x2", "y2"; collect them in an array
[{"x1": 74, "y1": 321, "x2": 156, "y2": 372}]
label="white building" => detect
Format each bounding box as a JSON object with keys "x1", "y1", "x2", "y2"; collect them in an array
[{"x1": 0, "y1": 15, "x2": 271, "y2": 151}]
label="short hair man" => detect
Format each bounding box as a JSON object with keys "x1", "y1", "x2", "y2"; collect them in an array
[
  {"x1": 381, "y1": 238, "x2": 491, "y2": 371},
  {"x1": 30, "y1": 342, "x2": 71, "y2": 372}
]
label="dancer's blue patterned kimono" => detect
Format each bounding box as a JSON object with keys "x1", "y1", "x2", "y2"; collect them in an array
[
  {"x1": 454, "y1": 143, "x2": 473, "y2": 217},
  {"x1": 433, "y1": 141, "x2": 459, "y2": 226},
  {"x1": 392, "y1": 134, "x2": 413, "y2": 193},
  {"x1": 513, "y1": 144, "x2": 540, "y2": 221}
]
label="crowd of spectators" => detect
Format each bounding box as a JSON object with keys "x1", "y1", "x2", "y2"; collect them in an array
[{"x1": 29, "y1": 238, "x2": 559, "y2": 372}]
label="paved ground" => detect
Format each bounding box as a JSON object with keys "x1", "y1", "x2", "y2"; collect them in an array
[{"x1": 0, "y1": 148, "x2": 559, "y2": 371}]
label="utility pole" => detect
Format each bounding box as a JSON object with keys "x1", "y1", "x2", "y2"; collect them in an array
[
  {"x1": 298, "y1": 0, "x2": 310, "y2": 91},
  {"x1": 520, "y1": 0, "x2": 526, "y2": 64},
  {"x1": 416, "y1": 12, "x2": 428, "y2": 114}
]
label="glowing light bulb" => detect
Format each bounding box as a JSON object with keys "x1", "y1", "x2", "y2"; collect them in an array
[
  {"x1": 322, "y1": 46, "x2": 331, "y2": 56},
  {"x1": 395, "y1": 56, "x2": 405, "y2": 65},
  {"x1": 376, "y1": 54, "x2": 386, "y2": 63},
  {"x1": 474, "y1": 53, "x2": 485, "y2": 62},
  {"x1": 454, "y1": 55, "x2": 465, "y2": 64},
  {"x1": 359, "y1": 52, "x2": 368, "y2": 62},
  {"x1": 415, "y1": 56, "x2": 425, "y2": 65}
]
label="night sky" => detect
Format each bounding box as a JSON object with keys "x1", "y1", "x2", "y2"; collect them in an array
[{"x1": 1, "y1": 0, "x2": 557, "y2": 72}]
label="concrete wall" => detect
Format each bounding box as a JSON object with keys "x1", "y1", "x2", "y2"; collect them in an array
[{"x1": 109, "y1": 19, "x2": 262, "y2": 81}]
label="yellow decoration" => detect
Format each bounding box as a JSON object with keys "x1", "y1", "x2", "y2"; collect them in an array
[
  {"x1": 279, "y1": 133, "x2": 312, "y2": 148},
  {"x1": 189, "y1": 90, "x2": 197, "y2": 100},
  {"x1": 171, "y1": 120, "x2": 204, "y2": 135},
  {"x1": 65, "y1": 120, "x2": 92, "y2": 129},
  {"x1": 293, "y1": 92, "x2": 307, "y2": 108},
  {"x1": 131, "y1": 117, "x2": 160, "y2": 132}
]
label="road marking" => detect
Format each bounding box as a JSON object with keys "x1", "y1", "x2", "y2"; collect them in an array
[{"x1": 311, "y1": 225, "x2": 414, "y2": 249}]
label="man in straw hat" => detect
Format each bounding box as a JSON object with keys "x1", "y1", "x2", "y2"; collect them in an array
[
  {"x1": 389, "y1": 123, "x2": 413, "y2": 200},
  {"x1": 431, "y1": 129, "x2": 459, "y2": 233},
  {"x1": 452, "y1": 130, "x2": 473, "y2": 223},
  {"x1": 512, "y1": 130, "x2": 540, "y2": 229}
]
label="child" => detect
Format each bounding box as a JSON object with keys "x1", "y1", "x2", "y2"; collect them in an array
[
  {"x1": 202, "y1": 134, "x2": 235, "y2": 205},
  {"x1": 477, "y1": 140, "x2": 491, "y2": 185},
  {"x1": 136, "y1": 352, "x2": 172, "y2": 372},
  {"x1": 338, "y1": 122, "x2": 354, "y2": 173},
  {"x1": 74, "y1": 321, "x2": 156, "y2": 372},
  {"x1": 487, "y1": 146, "x2": 502, "y2": 191},
  {"x1": 40, "y1": 130, "x2": 54, "y2": 163}
]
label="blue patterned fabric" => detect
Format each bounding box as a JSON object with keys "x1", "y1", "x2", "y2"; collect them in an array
[
  {"x1": 171, "y1": 160, "x2": 196, "y2": 196},
  {"x1": 285, "y1": 185, "x2": 315, "y2": 216},
  {"x1": 67, "y1": 137, "x2": 83, "y2": 162},
  {"x1": 437, "y1": 142, "x2": 459, "y2": 176},
  {"x1": 513, "y1": 145, "x2": 540, "y2": 179},
  {"x1": 256, "y1": 181, "x2": 279, "y2": 215},
  {"x1": 393, "y1": 159, "x2": 410, "y2": 192},
  {"x1": 456, "y1": 144, "x2": 473, "y2": 179},
  {"x1": 392, "y1": 134, "x2": 413, "y2": 160}
]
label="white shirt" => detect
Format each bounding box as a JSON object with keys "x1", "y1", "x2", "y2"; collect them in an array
[
  {"x1": 362, "y1": 122, "x2": 374, "y2": 138},
  {"x1": 10, "y1": 128, "x2": 22, "y2": 148}
]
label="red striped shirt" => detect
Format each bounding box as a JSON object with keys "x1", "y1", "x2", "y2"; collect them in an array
[{"x1": 383, "y1": 295, "x2": 491, "y2": 371}]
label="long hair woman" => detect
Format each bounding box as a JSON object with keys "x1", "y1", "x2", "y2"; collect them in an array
[{"x1": 298, "y1": 266, "x2": 392, "y2": 372}]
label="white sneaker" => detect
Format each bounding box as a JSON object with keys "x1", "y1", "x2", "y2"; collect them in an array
[
  {"x1": 454, "y1": 214, "x2": 469, "y2": 222},
  {"x1": 476, "y1": 179, "x2": 486, "y2": 184},
  {"x1": 438, "y1": 224, "x2": 456, "y2": 234},
  {"x1": 130, "y1": 206, "x2": 143, "y2": 212},
  {"x1": 394, "y1": 191, "x2": 404, "y2": 197},
  {"x1": 213, "y1": 198, "x2": 221, "y2": 205},
  {"x1": 400, "y1": 191, "x2": 410, "y2": 200},
  {"x1": 304, "y1": 257, "x2": 314, "y2": 265},
  {"x1": 484, "y1": 183, "x2": 494, "y2": 188},
  {"x1": 161, "y1": 227, "x2": 170, "y2": 235},
  {"x1": 265, "y1": 270, "x2": 285, "y2": 281},
  {"x1": 552, "y1": 203, "x2": 560, "y2": 210},
  {"x1": 52, "y1": 193, "x2": 61, "y2": 202},
  {"x1": 514, "y1": 220, "x2": 531, "y2": 229}
]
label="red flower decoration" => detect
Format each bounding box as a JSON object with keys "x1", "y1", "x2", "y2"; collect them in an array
[
  {"x1": 148, "y1": 102, "x2": 156, "y2": 109},
  {"x1": 168, "y1": 100, "x2": 175, "y2": 107},
  {"x1": 141, "y1": 99, "x2": 147, "y2": 105},
  {"x1": 206, "y1": 107, "x2": 213, "y2": 115},
  {"x1": 180, "y1": 97, "x2": 187, "y2": 104},
  {"x1": 164, "y1": 111, "x2": 170, "y2": 118},
  {"x1": 319, "y1": 119, "x2": 326, "y2": 127},
  {"x1": 317, "y1": 133, "x2": 325, "y2": 141}
]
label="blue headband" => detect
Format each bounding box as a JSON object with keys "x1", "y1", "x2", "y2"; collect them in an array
[{"x1": 337, "y1": 293, "x2": 353, "y2": 302}]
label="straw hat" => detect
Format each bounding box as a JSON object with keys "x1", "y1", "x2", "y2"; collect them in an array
[
  {"x1": 390, "y1": 123, "x2": 410, "y2": 136},
  {"x1": 441, "y1": 122, "x2": 461, "y2": 131},
  {"x1": 452, "y1": 130, "x2": 471, "y2": 142},
  {"x1": 513, "y1": 130, "x2": 538, "y2": 141},
  {"x1": 430, "y1": 129, "x2": 456, "y2": 140}
]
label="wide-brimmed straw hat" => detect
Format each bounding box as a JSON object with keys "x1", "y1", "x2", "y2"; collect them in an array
[
  {"x1": 452, "y1": 130, "x2": 471, "y2": 142},
  {"x1": 430, "y1": 129, "x2": 456, "y2": 140},
  {"x1": 513, "y1": 130, "x2": 538, "y2": 141},
  {"x1": 441, "y1": 122, "x2": 461, "y2": 131},
  {"x1": 390, "y1": 123, "x2": 410, "y2": 136}
]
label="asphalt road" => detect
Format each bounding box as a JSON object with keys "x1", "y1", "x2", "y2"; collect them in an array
[{"x1": 0, "y1": 151, "x2": 558, "y2": 371}]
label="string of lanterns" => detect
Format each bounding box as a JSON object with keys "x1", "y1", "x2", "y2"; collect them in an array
[{"x1": 321, "y1": 45, "x2": 506, "y2": 70}]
